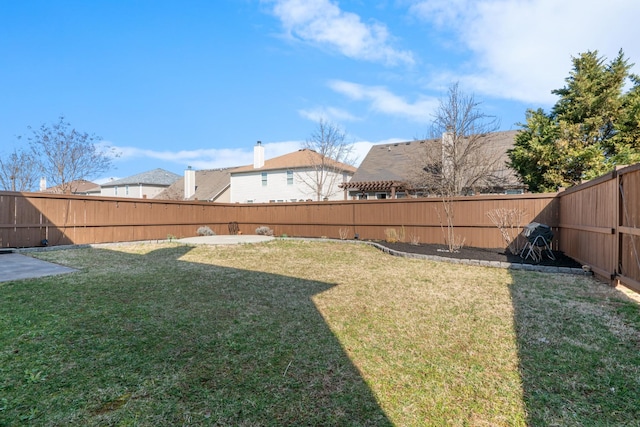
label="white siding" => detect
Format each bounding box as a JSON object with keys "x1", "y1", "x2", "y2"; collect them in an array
[
  {"x1": 230, "y1": 168, "x2": 350, "y2": 203},
  {"x1": 100, "y1": 184, "x2": 167, "y2": 199}
]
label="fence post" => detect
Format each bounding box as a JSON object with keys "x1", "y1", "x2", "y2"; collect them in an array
[{"x1": 615, "y1": 168, "x2": 621, "y2": 286}]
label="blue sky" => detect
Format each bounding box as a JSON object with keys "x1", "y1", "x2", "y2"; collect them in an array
[{"x1": 2, "y1": 0, "x2": 639, "y2": 183}]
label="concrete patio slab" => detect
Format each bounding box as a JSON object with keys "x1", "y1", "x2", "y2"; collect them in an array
[
  {"x1": 0, "y1": 235, "x2": 273, "y2": 282},
  {"x1": 0, "y1": 253, "x2": 77, "y2": 283}
]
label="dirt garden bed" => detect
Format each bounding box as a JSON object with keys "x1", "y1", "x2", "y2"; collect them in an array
[{"x1": 375, "y1": 241, "x2": 582, "y2": 268}]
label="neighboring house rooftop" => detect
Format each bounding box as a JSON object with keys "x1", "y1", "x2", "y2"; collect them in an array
[
  {"x1": 43, "y1": 179, "x2": 99, "y2": 194},
  {"x1": 156, "y1": 168, "x2": 233, "y2": 201},
  {"x1": 101, "y1": 168, "x2": 180, "y2": 187},
  {"x1": 344, "y1": 130, "x2": 523, "y2": 195},
  {"x1": 231, "y1": 148, "x2": 357, "y2": 174}
]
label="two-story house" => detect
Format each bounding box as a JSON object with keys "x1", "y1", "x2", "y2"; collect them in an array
[
  {"x1": 99, "y1": 168, "x2": 180, "y2": 199},
  {"x1": 230, "y1": 142, "x2": 356, "y2": 203}
]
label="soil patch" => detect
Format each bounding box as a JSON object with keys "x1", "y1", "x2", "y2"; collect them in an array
[{"x1": 376, "y1": 241, "x2": 582, "y2": 268}]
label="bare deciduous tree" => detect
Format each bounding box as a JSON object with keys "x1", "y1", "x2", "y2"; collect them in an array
[
  {"x1": 412, "y1": 82, "x2": 503, "y2": 197},
  {"x1": 28, "y1": 116, "x2": 119, "y2": 194},
  {"x1": 0, "y1": 148, "x2": 39, "y2": 191},
  {"x1": 299, "y1": 119, "x2": 354, "y2": 201},
  {"x1": 412, "y1": 83, "x2": 505, "y2": 252}
]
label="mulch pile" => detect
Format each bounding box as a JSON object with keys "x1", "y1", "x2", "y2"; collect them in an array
[{"x1": 375, "y1": 241, "x2": 582, "y2": 268}]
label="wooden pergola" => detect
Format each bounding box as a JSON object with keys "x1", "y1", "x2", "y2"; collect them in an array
[{"x1": 340, "y1": 180, "x2": 410, "y2": 199}]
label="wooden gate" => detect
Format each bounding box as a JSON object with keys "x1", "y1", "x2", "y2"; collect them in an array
[{"x1": 617, "y1": 164, "x2": 640, "y2": 292}]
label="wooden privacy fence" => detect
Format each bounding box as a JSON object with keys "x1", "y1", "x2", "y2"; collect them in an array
[
  {"x1": 0, "y1": 191, "x2": 557, "y2": 250},
  {"x1": 2, "y1": 166, "x2": 639, "y2": 292},
  {"x1": 557, "y1": 164, "x2": 640, "y2": 292}
]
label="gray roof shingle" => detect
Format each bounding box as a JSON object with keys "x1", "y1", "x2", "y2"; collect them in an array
[
  {"x1": 349, "y1": 130, "x2": 523, "y2": 190},
  {"x1": 102, "y1": 168, "x2": 180, "y2": 187}
]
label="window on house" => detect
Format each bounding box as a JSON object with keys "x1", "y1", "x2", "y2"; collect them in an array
[
  {"x1": 125, "y1": 185, "x2": 129, "y2": 196},
  {"x1": 262, "y1": 172, "x2": 267, "y2": 186},
  {"x1": 359, "y1": 193, "x2": 368, "y2": 200},
  {"x1": 375, "y1": 193, "x2": 387, "y2": 199},
  {"x1": 287, "y1": 170, "x2": 293, "y2": 185},
  {"x1": 247, "y1": 199, "x2": 254, "y2": 203},
  {"x1": 114, "y1": 186, "x2": 118, "y2": 196}
]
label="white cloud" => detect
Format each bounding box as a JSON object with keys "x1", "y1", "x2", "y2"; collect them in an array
[
  {"x1": 267, "y1": 0, "x2": 414, "y2": 65},
  {"x1": 410, "y1": 0, "x2": 471, "y2": 27},
  {"x1": 113, "y1": 146, "x2": 249, "y2": 168},
  {"x1": 328, "y1": 80, "x2": 438, "y2": 122},
  {"x1": 411, "y1": 0, "x2": 640, "y2": 104},
  {"x1": 109, "y1": 141, "x2": 305, "y2": 171},
  {"x1": 298, "y1": 106, "x2": 361, "y2": 123}
]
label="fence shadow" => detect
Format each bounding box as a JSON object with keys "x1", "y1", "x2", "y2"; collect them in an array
[{"x1": 1, "y1": 244, "x2": 391, "y2": 425}]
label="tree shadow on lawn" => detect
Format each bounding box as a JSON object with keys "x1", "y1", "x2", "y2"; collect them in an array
[
  {"x1": 0, "y1": 244, "x2": 392, "y2": 426},
  {"x1": 509, "y1": 271, "x2": 640, "y2": 426}
]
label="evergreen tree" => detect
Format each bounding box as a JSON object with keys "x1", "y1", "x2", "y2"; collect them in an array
[{"x1": 509, "y1": 50, "x2": 640, "y2": 192}]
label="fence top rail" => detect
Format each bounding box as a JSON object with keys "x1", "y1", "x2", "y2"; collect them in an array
[
  {"x1": 557, "y1": 164, "x2": 640, "y2": 198},
  {"x1": 0, "y1": 190, "x2": 560, "y2": 207},
  {"x1": 557, "y1": 171, "x2": 617, "y2": 197},
  {"x1": 617, "y1": 163, "x2": 640, "y2": 176},
  {"x1": 0, "y1": 191, "x2": 221, "y2": 206}
]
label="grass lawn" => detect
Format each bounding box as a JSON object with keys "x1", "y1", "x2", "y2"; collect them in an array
[{"x1": 1, "y1": 240, "x2": 639, "y2": 426}]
